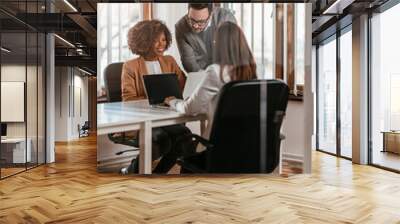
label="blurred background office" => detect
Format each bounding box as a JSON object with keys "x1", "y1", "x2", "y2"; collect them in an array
[{"x1": 0, "y1": 0, "x2": 97, "y2": 179}]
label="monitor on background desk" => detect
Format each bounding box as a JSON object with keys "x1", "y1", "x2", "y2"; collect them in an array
[
  {"x1": 1, "y1": 81, "x2": 25, "y2": 122},
  {"x1": 1, "y1": 123, "x2": 7, "y2": 139}
]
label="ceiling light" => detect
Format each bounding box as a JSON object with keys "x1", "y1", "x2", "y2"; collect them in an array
[
  {"x1": 63, "y1": 0, "x2": 78, "y2": 12},
  {"x1": 1, "y1": 47, "x2": 11, "y2": 53},
  {"x1": 322, "y1": 0, "x2": 354, "y2": 15},
  {"x1": 78, "y1": 67, "x2": 92, "y2": 76},
  {"x1": 54, "y1": 34, "x2": 75, "y2": 48}
]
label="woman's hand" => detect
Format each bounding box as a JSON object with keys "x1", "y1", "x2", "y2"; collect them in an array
[{"x1": 164, "y1": 96, "x2": 176, "y2": 106}]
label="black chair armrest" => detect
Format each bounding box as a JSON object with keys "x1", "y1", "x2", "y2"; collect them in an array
[
  {"x1": 179, "y1": 133, "x2": 214, "y2": 149},
  {"x1": 116, "y1": 149, "x2": 138, "y2": 155},
  {"x1": 280, "y1": 133, "x2": 285, "y2": 140}
]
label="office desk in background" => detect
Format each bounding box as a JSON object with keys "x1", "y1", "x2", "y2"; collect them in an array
[
  {"x1": 1, "y1": 138, "x2": 32, "y2": 165},
  {"x1": 381, "y1": 131, "x2": 400, "y2": 154},
  {"x1": 97, "y1": 100, "x2": 207, "y2": 174}
]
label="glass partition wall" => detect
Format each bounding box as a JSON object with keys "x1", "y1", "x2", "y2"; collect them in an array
[{"x1": 0, "y1": 2, "x2": 46, "y2": 179}]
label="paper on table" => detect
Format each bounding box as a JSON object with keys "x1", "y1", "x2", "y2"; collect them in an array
[{"x1": 183, "y1": 70, "x2": 207, "y2": 99}]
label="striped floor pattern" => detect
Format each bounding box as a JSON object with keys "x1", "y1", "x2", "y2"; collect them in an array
[{"x1": 1, "y1": 135, "x2": 400, "y2": 223}]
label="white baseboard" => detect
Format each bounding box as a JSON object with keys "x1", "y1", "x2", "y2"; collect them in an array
[{"x1": 282, "y1": 153, "x2": 304, "y2": 164}]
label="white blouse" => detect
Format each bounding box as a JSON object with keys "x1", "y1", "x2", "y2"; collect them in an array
[
  {"x1": 145, "y1": 60, "x2": 162, "y2": 75},
  {"x1": 170, "y1": 64, "x2": 231, "y2": 151}
]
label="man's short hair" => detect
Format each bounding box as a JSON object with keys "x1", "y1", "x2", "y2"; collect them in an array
[{"x1": 188, "y1": 3, "x2": 213, "y2": 14}]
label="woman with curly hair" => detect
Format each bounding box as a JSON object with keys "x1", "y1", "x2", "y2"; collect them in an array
[
  {"x1": 121, "y1": 19, "x2": 186, "y2": 100},
  {"x1": 120, "y1": 20, "x2": 191, "y2": 174}
]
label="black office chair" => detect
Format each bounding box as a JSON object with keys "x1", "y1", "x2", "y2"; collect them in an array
[
  {"x1": 103, "y1": 62, "x2": 137, "y2": 146},
  {"x1": 177, "y1": 79, "x2": 289, "y2": 173},
  {"x1": 78, "y1": 121, "x2": 90, "y2": 138},
  {"x1": 104, "y1": 62, "x2": 124, "y2": 102},
  {"x1": 103, "y1": 62, "x2": 139, "y2": 172}
]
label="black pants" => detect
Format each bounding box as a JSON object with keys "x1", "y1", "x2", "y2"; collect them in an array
[
  {"x1": 180, "y1": 151, "x2": 207, "y2": 173},
  {"x1": 134, "y1": 124, "x2": 191, "y2": 173}
]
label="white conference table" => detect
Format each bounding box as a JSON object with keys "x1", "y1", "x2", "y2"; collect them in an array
[{"x1": 97, "y1": 100, "x2": 207, "y2": 174}]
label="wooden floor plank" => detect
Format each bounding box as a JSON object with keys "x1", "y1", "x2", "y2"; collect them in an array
[{"x1": 1, "y1": 135, "x2": 400, "y2": 223}]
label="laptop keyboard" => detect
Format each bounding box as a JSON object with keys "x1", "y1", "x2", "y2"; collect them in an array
[{"x1": 151, "y1": 103, "x2": 172, "y2": 110}]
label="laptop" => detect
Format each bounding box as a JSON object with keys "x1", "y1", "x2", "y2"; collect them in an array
[
  {"x1": 142, "y1": 74, "x2": 183, "y2": 109},
  {"x1": 143, "y1": 72, "x2": 207, "y2": 109}
]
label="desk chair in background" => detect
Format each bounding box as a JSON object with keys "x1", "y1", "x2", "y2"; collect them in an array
[
  {"x1": 177, "y1": 80, "x2": 289, "y2": 174},
  {"x1": 104, "y1": 62, "x2": 124, "y2": 102},
  {"x1": 103, "y1": 63, "x2": 139, "y2": 166},
  {"x1": 78, "y1": 121, "x2": 90, "y2": 138}
]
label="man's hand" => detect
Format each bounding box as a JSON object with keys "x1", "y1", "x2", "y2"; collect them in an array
[{"x1": 164, "y1": 96, "x2": 177, "y2": 106}]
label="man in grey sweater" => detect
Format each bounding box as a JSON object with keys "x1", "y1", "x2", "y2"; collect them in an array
[{"x1": 175, "y1": 3, "x2": 237, "y2": 73}]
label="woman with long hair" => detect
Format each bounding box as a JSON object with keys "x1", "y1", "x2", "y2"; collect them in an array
[{"x1": 165, "y1": 21, "x2": 257, "y2": 143}]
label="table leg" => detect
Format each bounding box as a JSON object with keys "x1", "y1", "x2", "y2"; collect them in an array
[
  {"x1": 272, "y1": 144, "x2": 282, "y2": 175},
  {"x1": 139, "y1": 121, "x2": 152, "y2": 174}
]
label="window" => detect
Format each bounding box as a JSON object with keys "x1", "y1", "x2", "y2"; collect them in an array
[
  {"x1": 317, "y1": 36, "x2": 337, "y2": 155},
  {"x1": 295, "y1": 4, "x2": 305, "y2": 87},
  {"x1": 225, "y1": 3, "x2": 274, "y2": 79},
  {"x1": 370, "y1": 3, "x2": 400, "y2": 171},
  {"x1": 339, "y1": 28, "x2": 352, "y2": 158},
  {"x1": 316, "y1": 23, "x2": 353, "y2": 159},
  {"x1": 97, "y1": 3, "x2": 142, "y2": 95}
]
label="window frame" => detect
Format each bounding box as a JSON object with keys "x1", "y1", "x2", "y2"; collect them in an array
[
  {"x1": 367, "y1": 0, "x2": 400, "y2": 173},
  {"x1": 315, "y1": 24, "x2": 353, "y2": 160}
]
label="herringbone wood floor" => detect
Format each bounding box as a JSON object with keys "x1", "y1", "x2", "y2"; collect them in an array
[{"x1": 1, "y1": 135, "x2": 400, "y2": 223}]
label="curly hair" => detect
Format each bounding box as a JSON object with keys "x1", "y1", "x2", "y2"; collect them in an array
[{"x1": 127, "y1": 20, "x2": 172, "y2": 57}]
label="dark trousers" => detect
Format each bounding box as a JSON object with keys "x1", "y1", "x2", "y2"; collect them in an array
[
  {"x1": 152, "y1": 124, "x2": 191, "y2": 173},
  {"x1": 138, "y1": 124, "x2": 191, "y2": 173},
  {"x1": 180, "y1": 151, "x2": 207, "y2": 173}
]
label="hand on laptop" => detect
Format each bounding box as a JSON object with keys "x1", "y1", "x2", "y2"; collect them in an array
[{"x1": 164, "y1": 96, "x2": 176, "y2": 106}]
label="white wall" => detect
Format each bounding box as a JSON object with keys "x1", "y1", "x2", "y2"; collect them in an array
[
  {"x1": 55, "y1": 67, "x2": 89, "y2": 141},
  {"x1": 281, "y1": 101, "x2": 306, "y2": 163},
  {"x1": 1, "y1": 65, "x2": 26, "y2": 137},
  {"x1": 1, "y1": 65, "x2": 39, "y2": 138}
]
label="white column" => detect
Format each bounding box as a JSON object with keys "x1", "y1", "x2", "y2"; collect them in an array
[
  {"x1": 303, "y1": 3, "x2": 313, "y2": 173},
  {"x1": 46, "y1": 32, "x2": 55, "y2": 163},
  {"x1": 352, "y1": 14, "x2": 369, "y2": 164}
]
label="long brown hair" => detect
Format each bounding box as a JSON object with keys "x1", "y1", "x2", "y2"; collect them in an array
[{"x1": 213, "y1": 21, "x2": 257, "y2": 82}]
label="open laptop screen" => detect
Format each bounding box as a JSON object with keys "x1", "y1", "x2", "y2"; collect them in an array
[{"x1": 143, "y1": 74, "x2": 183, "y2": 105}]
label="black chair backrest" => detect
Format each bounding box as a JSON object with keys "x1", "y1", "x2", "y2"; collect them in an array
[
  {"x1": 104, "y1": 62, "x2": 124, "y2": 102},
  {"x1": 206, "y1": 79, "x2": 289, "y2": 173},
  {"x1": 82, "y1": 121, "x2": 90, "y2": 129}
]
